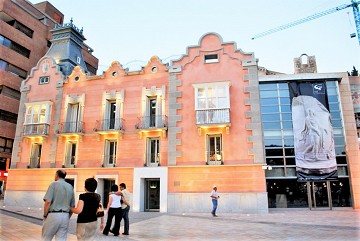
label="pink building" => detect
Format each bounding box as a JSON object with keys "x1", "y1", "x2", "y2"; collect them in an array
[{"x1": 5, "y1": 31, "x2": 359, "y2": 212}]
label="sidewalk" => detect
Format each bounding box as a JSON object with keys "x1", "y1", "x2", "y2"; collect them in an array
[{"x1": 1, "y1": 201, "x2": 359, "y2": 241}]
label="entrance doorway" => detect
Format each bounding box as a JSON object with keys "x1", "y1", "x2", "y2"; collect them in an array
[
  {"x1": 103, "y1": 179, "x2": 115, "y2": 208},
  {"x1": 145, "y1": 179, "x2": 160, "y2": 211}
]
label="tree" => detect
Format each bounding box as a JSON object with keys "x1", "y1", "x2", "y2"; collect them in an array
[{"x1": 349, "y1": 66, "x2": 359, "y2": 76}]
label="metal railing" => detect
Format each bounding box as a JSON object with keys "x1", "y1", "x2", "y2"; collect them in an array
[
  {"x1": 207, "y1": 151, "x2": 223, "y2": 165},
  {"x1": 23, "y1": 124, "x2": 49, "y2": 136},
  {"x1": 94, "y1": 118, "x2": 124, "y2": 132},
  {"x1": 196, "y1": 108, "x2": 230, "y2": 125},
  {"x1": 57, "y1": 122, "x2": 84, "y2": 134},
  {"x1": 135, "y1": 115, "x2": 168, "y2": 129}
]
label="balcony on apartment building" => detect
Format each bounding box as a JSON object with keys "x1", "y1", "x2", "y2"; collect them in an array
[
  {"x1": 135, "y1": 115, "x2": 168, "y2": 137},
  {"x1": 207, "y1": 150, "x2": 223, "y2": 166},
  {"x1": 56, "y1": 121, "x2": 84, "y2": 135},
  {"x1": 196, "y1": 108, "x2": 230, "y2": 126},
  {"x1": 94, "y1": 118, "x2": 124, "y2": 134},
  {"x1": 23, "y1": 124, "x2": 49, "y2": 137}
]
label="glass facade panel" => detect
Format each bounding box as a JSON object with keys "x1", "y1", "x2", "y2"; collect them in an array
[{"x1": 260, "y1": 81, "x2": 350, "y2": 208}]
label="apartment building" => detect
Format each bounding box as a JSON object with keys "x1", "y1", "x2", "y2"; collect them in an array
[
  {"x1": 4, "y1": 32, "x2": 360, "y2": 212},
  {"x1": 0, "y1": 0, "x2": 98, "y2": 192}
]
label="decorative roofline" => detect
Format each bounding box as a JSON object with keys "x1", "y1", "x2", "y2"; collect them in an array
[{"x1": 54, "y1": 18, "x2": 83, "y2": 35}]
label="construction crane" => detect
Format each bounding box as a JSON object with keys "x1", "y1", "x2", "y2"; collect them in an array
[{"x1": 251, "y1": 0, "x2": 360, "y2": 46}]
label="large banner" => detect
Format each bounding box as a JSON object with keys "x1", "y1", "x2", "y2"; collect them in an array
[{"x1": 289, "y1": 82, "x2": 337, "y2": 182}]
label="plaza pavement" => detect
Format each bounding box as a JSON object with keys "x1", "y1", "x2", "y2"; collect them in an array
[{"x1": 0, "y1": 201, "x2": 359, "y2": 241}]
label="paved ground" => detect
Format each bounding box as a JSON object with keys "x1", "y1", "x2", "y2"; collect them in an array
[{"x1": 0, "y1": 201, "x2": 359, "y2": 241}]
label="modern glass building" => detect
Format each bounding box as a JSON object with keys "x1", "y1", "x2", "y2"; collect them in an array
[{"x1": 259, "y1": 74, "x2": 353, "y2": 208}]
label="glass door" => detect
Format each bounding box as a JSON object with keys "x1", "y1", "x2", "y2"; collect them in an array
[{"x1": 145, "y1": 179, "x2": 160, "y2": 211}]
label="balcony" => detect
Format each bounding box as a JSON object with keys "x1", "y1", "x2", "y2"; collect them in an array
[
  {"x1": 206, "y1": 151, "x2": 223, "y2": 165},
  {"x1": 196, "y1": 108, "x2": 230, "y2": 125},
  {"x1": 57, "y1": 122, "x2": 84, "y2": 135},
  {"x1": 196, "y1": 108, "x2": 230, "y2": 135},
  {"x1": 23, "y1": 124, "x2": 49, "y2": 137},
  {"x1": 135, "y1": 115, "x2": 168, "y2": 137},
  {"x1": 27, "y1": 157, "x2": 40, "y2": 168},
  {"x1": 102, "y1": 155, "x2": 116, "y2": 167},
  {"x1": 94, "y1": 118, "x2": 124, "y2": 133}
]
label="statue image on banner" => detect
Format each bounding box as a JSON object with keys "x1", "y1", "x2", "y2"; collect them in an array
[{"x1": 292, "y1": 95, "x2": 337, "y2": 181}]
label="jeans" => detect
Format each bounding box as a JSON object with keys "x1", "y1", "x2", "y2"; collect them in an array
[
  {"x1": 211, "y1": 199, "x2": 218, "y2": 215},
  {"x1": 122, "y1": 206, "x2": 130, "y2": 234},
  {"x1": 103, "y1": 207, "x2": 122, "y2": 235}
]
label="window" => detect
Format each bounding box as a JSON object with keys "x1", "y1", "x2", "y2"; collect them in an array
[
  {"x1": 65, "y1": 103, "x2": 81, "y2": 132},
  {"x1": 0, "y1": 137, "x2": 13, "y2": 153},
  {"x1": 25, "y1": 102, "x2": 52, "y2": 125},
  {"x1": 65, "y1": 141, "x2": 77, "y2": 167},
  {"x1": 1, "y1": 34, "x2": 31, "y2": 58},
  {"x1": 207, "y1": 134, "x2": 222, "y2": 165},
  {"x1": 147, "y1": 138, "x2": 160, "y2": 166},
  {"x1": 29, "y1": 143, "x2": 41, "y2": 168},
  {"x1": 104, "y1": 140, "x2": 117, "y2": 167},
  {"x1": 204, "y1": 54, "x2": 219, "y2": 63},
  {"x1": 0, "y1": 59, "x2": 27, "y2": 79},
  {"x1": 0, "y1": 85, "x2": 21, "y2": 100},
  {"x1": 0, "y1": 110, "x2": 18, "y2": 124},
  {"x1": 194, "y1": 82, "x2": 230, "y2": 124},
  {"x1": 6, "y1": 20, "x2": 33, "y2": 38},
  {"x1": 39, "y1": 76, "x2": 50, "y2": 85}
]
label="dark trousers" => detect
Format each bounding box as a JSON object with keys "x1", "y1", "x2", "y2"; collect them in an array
[
  {"x1": 103, "y1": 207, "x2": 122, "y2": 235},
  {"x1": 122, "y1": 206, "x2": 130, "y2": 234}
]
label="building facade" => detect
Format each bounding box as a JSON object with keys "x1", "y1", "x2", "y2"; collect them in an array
[
  {"x1": 0, "y1": 0, "x2": 98, "y2": 193},
  {"x1": 4, "y1": 32, "x2": 360, "y2": 212}
]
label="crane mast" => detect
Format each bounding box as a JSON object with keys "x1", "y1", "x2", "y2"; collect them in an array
[{"x1": 252, "y1": 0, "x2": 360, "y2": 46}]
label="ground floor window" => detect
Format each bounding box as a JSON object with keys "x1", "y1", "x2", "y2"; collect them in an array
[{"x1": 267, "y1": 178, "x2": 351, "y2": 208}]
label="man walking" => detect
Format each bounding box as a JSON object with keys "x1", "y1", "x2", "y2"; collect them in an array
[
  {"x1": 210, "y1": 185, "x2": 220, "y2": 217},
  {"x1": 119, "y1": 183, "x2": 130, "y2": 235},
  {"x1": 42, "y1": 169, "x2": 75, "y2": 241}
]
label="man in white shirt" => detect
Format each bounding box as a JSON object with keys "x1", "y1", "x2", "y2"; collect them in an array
[
  {"x1": 210, "y1": 185, "x2": 220, "y2": 217},
  {"x1": 120, "y1": 183, "x2": 130, "y2": 235}
]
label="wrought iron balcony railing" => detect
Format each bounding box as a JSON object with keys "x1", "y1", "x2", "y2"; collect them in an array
[
  {"x1": 135, "y1": 115, "x2": 168, "y2": 129},
  {"x1": 207, "y1": 151, "x2": 223, "y2": 165},
  {"x1": 23, "y1": 124, "x2": 49, "y2": 136},
  {"x1": 94, "y1": 118, "x2": 124, "y2": 132},
  {"x1": 28, "y1": 157, "x2": 40, "y2": 168},
  {"x1": 196, "y1": 108, "x2": 230, "y2": 125},
  {"x1": 57, "y1": 122, "x2": 84, "y2": 134}
]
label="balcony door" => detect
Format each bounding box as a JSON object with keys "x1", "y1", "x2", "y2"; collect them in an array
[
  {"x1": 67, "y1": 103, "x2": 80, "y2": 132},
  {"x1": 30, "y1": 143, "x2": 42, "y2": 168},
  {"x1": 207, "y1": 135, "x2": 222, "y2": 164},
  {"x1": 148, "y1": 98, "x2": 157, "y2": 128},
  {"x1": 147, "y1": 138, "x2": 160, "y2": 166}
]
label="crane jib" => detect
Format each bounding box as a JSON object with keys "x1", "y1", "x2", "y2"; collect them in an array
[{"x1": 251, "y1": 0, "x2": 360, "y2": 46}]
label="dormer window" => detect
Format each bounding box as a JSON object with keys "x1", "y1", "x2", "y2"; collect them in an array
[
  {"x1": 204, "y1": 54, "x2": 219, "y2": 63},
  {"x1": 39, "y1": 76, "x2": 49, "y2": 85}
]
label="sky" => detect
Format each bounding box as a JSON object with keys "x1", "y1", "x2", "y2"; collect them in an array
[{"x1": 31, "y1": 0, "x2": 360, "y2": 74}]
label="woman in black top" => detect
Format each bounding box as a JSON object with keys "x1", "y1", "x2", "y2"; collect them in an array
[{"x1": 71, "y1": 178, "x2": 104, "y2": 241}]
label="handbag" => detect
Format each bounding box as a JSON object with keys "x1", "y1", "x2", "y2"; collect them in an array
[{"x1": 96, "y1": 203, "x2": 104, "y2": 218}]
